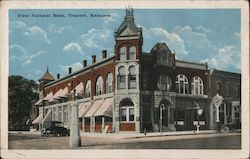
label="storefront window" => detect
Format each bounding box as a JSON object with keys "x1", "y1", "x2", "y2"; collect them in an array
[
  {"x1": 63, "y1": 105, "x2": 68, "y2": 123},
  {"x1": 58, "y1": 106, "x2": 62, "y2": 122},
  {"x1": 120, "y1": 99, "x2": 135, "y2": 122}
]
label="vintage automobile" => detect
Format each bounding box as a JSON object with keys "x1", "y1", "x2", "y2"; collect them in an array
[{"x1": 41, "y1": 121, "x2": 70, "y2": 137}]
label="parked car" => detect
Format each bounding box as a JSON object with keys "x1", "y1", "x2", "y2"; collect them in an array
[{"x1": 41, "y1": 121, "x2": 70, "y2": 137}]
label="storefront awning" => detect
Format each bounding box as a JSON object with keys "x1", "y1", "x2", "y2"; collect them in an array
[
  {"x1": 94, "y1": 98, "x2": 113, "y2": 117},
  {"x1": 71, "y1": 82, "x2": 83, "y2": 95},
  {"x1": 32, "y1": 113, "x2": 43, "y2": 124},
  {"x1": 43, "y1": 92, "x2": 53, "y2": 101},
  {"x1": 84, "y1": 100, "x2": 102, "y2": 117},
  {"x1": 42, "y1": 109, "x2": 52, "y2": 123},
  {"x1": 78, "y1": 102, "x2": 92, "y2": 117},
  {"x1": 35, "y1": 99, "x2": 43, "y2": 106}
]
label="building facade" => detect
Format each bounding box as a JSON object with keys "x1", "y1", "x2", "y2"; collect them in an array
[{"x1": 32, "y1": 9, "x2": 241, "y2": 133}]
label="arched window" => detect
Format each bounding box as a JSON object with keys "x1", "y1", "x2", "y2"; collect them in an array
[
  {"x1": 216, "y1": 82, "x2": 221, "y2": 94},
  {"x1": 157, "y1": 74, "x2": 172, "y2": 91},
  {"x1": 96, "y1": 76, "x2": 103, "y2": 96},
  {"x1": 226, "y1": 83, "x2": 230, "y2": 97},
  {"x1": 119, "y1": 47, "x2": 126, "y2": 61},
  {"x1": 236, "y1": 84, "x2": 240, "y2": 98},
  {"x1": 128, "y1": 46, "x2": 136, "y2": 60},
  {"x1": 120, "y1": 99, "x2": 134, "y2": 122},
  {"x1": 128, "y1": 65, "x2": 136, "y2": 89},
  {"x1": 85, "y1": 80, "x2": 91, "y2": 97},
  {"x1": 191, "y1": 76, "x2": 203, "y2": 95},
  {"x1": 105, "y1": 73, "x2": 113, "y2": 93},
  {"x1": 176, "y1": 74, "x2": 189, "y2": 94},
  {"x1": 117, "y1": 66, "x2": 126, "y2": 89}
]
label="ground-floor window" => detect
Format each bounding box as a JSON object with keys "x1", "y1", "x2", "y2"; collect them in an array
[
  {"x1": 63, "y1": 105, "x2": 68, "y2": 123},
  {"x1": 226, "y1": 103, "x2": 232, "y2": 124},
  {"x1": 58, "y1": 106, "x2": 62, "y2": 122},
  {"x1": 121, "y1": 107, "x2": 134, "y2": 122}
]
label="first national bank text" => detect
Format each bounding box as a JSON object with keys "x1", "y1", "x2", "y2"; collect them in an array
[{"x1": 17, "y1": 13, "x2": 111, "y2": 18}]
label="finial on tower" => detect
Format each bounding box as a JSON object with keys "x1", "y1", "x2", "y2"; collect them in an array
[
  {"x1": 46, "y1": 65, "x2": 49, "y2": 73},
  {"x1": 126, "y1": 5, "x2": 134, "y2": 17}
]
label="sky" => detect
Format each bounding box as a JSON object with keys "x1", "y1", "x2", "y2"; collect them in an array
[{"x1": 9, "y1": 9, "x2": 241, "y2": 82}]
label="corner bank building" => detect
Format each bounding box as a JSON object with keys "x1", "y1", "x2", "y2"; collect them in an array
[{"x1": 33, "y1": 9, "x2": 241, "y2": 133}]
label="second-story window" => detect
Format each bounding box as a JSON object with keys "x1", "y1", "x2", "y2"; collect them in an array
[
  {"x1": 119, "y1": 47, "x2": 126, "y2": 61},
  {"x1": 106, "y1": 73, "x2": 113, "y2": 93},
  {"x1": 191, "y1": 76, "x2": 204, "y2": 95},
  {"x1": 176, "y1": 74, "x2": 189, "y2": 94},
  {"x1": 128, "y1": 66, "x2": 136, "y2": 89},
  {"x1": 85, "y1": 80, "x2": 91, "y2": 97},
  {"x1": 118, "y1": 66, "x2": 126, "y2": 89},
  {"x1": 96, "y1": 76, "x2": 103, "y2": 96},
  {"x1": 128, "y1": 46, "x2": 136, "y2": 60},
  {"x1": 236, "y1": 84, "x2": 240, "y2": 98},
  {"x1": 226, "y1": 83, "x2": 230, "y2": 97},
  {"x1": 157, "y1": 74, "x2": 172, "y2": 92}
]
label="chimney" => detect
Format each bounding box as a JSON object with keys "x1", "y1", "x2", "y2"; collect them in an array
[
  {"x1": 57, "y1": 74, "x2": 60, "y2": 79},
  {"x1": 92, "y1": 55, "x2": 96, "y2": 64},
  {"x1": 102, "y1": 50, "x2": 107, "y2": 59},
  {"x1": 68, "y1": 67, "x2": 72, "y2": 74},
  {"x1": 83, "y1": 60, "x2": 87, "y2": 67}
]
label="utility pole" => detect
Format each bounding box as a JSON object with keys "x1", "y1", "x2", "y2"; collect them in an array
[{"x1": 69, "y1": 76, "x2": 81, "y2": 148}]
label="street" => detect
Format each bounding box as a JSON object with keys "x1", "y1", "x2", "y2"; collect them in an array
[{"x1": 8, "y1": 132, "x2": 241, "y2": 149}]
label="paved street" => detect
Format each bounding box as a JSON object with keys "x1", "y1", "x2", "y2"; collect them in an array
[{"x1": 8, "y1": 132, "x2": 241, "y2": 149}]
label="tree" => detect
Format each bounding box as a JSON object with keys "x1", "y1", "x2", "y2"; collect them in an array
[{"x1": 8, "y1": 75, "x2": 39, "y2": 130}]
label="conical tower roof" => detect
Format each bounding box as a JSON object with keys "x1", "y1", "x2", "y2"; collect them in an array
[{"x1": 39, "y1": 66, "x2": 55, "y2": 82}]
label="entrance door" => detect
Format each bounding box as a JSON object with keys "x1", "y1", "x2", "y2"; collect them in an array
[{"x1": 185, "y1": 110, "x2": 194, "y2": 131}]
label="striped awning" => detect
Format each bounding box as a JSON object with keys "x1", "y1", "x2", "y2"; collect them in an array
[
  {"x1": 94, "y1": 98, "x2": 113, "y2": 117},
  {"x1": 71, "y1": 82, "x2": 83, "y2": 95},
  {"x1": 78, "y1": 102, "x2": 92, "y2": 117},
  {"x1": 35, "y1": 99, "x2": 43, "y2": 106},
  {"x1": 84, "y1": 100, "x2": 102, "y2": 117},
  {"x1": 43, "y1": 92, "x2": 53, "y2": 101},
  {"x1": 42, "y1": 109, "x2": 52, "y2": 123},
  {"x1": 32, "y1": 113, "x2": 43, "y2": 124}
]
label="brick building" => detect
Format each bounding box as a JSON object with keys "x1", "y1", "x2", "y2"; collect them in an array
[{"x1": 32, "y1": 8, "x2": 241, "y2": 133}]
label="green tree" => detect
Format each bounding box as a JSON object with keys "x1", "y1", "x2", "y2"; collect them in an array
[{"x1": 8, "y1": 75, "x2": 39, "y2": 130}]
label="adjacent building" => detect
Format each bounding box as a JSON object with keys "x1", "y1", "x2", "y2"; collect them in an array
[{"x1": 32, "y1": 8, "x2": 241, "y2": 133}]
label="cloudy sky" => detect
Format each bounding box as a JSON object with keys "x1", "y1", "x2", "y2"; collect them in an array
[{"x1": 9, "y1": 9, "x2": 240, "y2": 82}]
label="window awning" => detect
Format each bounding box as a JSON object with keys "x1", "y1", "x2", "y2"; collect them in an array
[
  {"x1": 78, "y1": 102, "x2": 92, "y2": 117},
  {"x1": 49, "y1": 87, "x2": 68, "y2": 102},
  {"x1": 94, "y1": 98, "x2": 113, "y2": 117},
  {"x1": 84, "y1": 100, "x2": 102, "y2": 117},
  {"x1": 35, "y1": 99, "x2": 43, "y2": 106},
  {"x1": 71, "y1": 82, "x2": 83, "y2": 95},
  {"x1": 43, "y1": 92, "x2": 53, "y2": 101},
  {"x1": 32, "y1": 113, "x2": 43, "y2": 124},
  {"x1": 42, "y1": 109, "x2": 52, "y2": 123}
]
